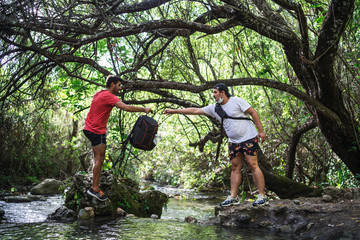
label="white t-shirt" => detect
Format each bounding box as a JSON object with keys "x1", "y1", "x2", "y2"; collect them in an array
[{"x1": 202, "y1": 97, "x2": 258, "y2": 143}]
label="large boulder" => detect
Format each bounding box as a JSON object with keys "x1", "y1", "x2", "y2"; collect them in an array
[
  {"x1": 206, "y1": 194, "x2": 360, "y2": 239},
  {"x1": 47, "y1": 206, "x2": 77, "y2": 222},
  {"x1": 0, "y1": 208, "x2": 6, "y2": 222},
  {"x1": 30, "y1": 179, "x2": 63, "y2": 195},
  {"x1": 4, "y1": 195, "x2": 46, "y2": 203},
  {"x1": 63, "y1": 171, "x2": 168, "y2": 218},
  {"x1": 323, "y1": 186, "x2": 344, "y2": 200}
]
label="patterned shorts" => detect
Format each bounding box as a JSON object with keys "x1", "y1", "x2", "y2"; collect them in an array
[{"x1": 228, "y1": 137, "x2": 259, "y2": 160}]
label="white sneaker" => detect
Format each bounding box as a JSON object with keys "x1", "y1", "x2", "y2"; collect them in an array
[
  {"x1": 253, "y1": 194, "x2": 268, "y2": 206},
  {"x1": 219, "y1": 195, "x2": 240, "y2": 207}
]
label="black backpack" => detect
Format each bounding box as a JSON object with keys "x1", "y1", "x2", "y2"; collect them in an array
[
  {"x1": 113, "y1": 115, "x2": 158, "y2": 169},
  {"x1": 129, "y1": 115, "x2": 159, "y2": 150}
]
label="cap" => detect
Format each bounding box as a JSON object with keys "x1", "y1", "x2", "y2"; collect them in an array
[{"x1": 214, "y1": 83, "x2": 231, "y2": 97}]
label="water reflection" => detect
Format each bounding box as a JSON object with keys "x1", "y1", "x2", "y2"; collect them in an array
[
  {"x1": 162, "y1": 198, "x2": 216, "y2": 220},
  {"x1": 0, "y1": 186, "x2": 286, "y2": 239},
  {"x1": 146, "y1": 182, "x2": 224, "y2": 220},
  {"x1": 1, "y1": 218, "x2": 285, "y2": 240}
]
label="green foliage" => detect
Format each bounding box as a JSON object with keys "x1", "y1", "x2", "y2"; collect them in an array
[
  {"x1": 117, "y1": 200, "x2": 131, "y2": 212},
  {"x1": 326, "y1": 160, "x2": 360, "y2": 188},
  {"x1": 0, "y1": 98, "x2": 86, "y2": 188},
  {"x1": 240, "y1": 191, "x2": 246, "y2": 203},
  {"x1": 1, "y1": 0, "x2": 359, "y2": 191},
  {"x1": 143, "y1": 200, "x2": 150, "y2": 213},
  {"x1": 26, "y1": 176, "x2": 39, "y2": 184}
]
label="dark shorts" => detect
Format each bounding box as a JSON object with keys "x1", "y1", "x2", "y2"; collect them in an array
[
  {"x1": 228, "y1": 137, "x2": 259, "y2": 160},
  {"x1": 83, "y1": 130, "x2": 106, "y2": 146}
]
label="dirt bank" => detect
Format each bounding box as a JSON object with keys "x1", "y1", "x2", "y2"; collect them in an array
[{"x1": 202, "y1": 195, "x2": 360, "y2": 239}]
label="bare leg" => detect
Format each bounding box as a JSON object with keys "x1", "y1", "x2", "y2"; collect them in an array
[
  {"x1": 230, "y1": 154, "x2": 244, "y2": 198},
  {"x1": 245, "y1": 155, "x2": 265, "y2": 195},
  {"x1": 91, "y1": 143, "x2": 106, "y2": 191}
]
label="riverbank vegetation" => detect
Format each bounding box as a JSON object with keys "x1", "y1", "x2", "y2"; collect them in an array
[{"x1": 1, "y1": 0, "x2": 359, "y2": 193}]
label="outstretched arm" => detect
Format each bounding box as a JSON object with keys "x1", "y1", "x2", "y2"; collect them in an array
[
  {"x1": 163, "y1": 107, "x2": 207, "y2": 115},
  {"x1": 115, "y1": 101, "x2": 152, "y2": 114},
  {"x1": 245, "y1": 107, "x2": 267, "y2": 142}
]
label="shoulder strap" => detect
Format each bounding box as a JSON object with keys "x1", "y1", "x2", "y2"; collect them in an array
[
  {"x1": 226, "y1": 115, "x2": 254, "y2": 122},
  {"x1": 215, "y1": 117, "x2": 224, "y2": 162},
  {"x1": 215, "y1": 103, "x2": 253, "y2": 122}
]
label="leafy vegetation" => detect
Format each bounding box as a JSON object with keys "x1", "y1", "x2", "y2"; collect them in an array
[{"x1": 0, "y1": 0, "x2": 359, "y2": 192}]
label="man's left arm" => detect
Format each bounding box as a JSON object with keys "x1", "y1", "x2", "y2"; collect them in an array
[{"x1": 245, "y1": 107, "x2": 267, "y2": 142}]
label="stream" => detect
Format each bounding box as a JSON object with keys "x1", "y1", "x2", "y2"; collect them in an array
[{"x1": 0, "y1": 184, "x2": 286, "y2": 239}]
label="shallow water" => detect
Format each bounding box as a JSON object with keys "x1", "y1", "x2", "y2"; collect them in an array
[
  {"x1": 2, "y1": 195, "x2": 63, "y2": 223},
  {"x1": 0, "y1": 218, "x2": 284, "y2": 240},
  {"x1": 155, "y1": 185, "x2": 221, "y2": 221},
  {"x1": 0, "y1": 186, "x2": 287, "y2": 239}
]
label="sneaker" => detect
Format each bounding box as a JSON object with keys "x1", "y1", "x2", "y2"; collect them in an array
[
  {"x1": 219, "y1": 195, "x2": 240, "y2": 207},
  {"x1": 87, "y1": 187, "x2": 108, "y2": 201},
  {"x1": 252, "y1": 194, "x2": 268, "y2": 206}
]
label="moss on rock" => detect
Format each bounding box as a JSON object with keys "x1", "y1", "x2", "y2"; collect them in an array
[{"x1": 64, "y1": 171, "x2": 168, "y2": 218}]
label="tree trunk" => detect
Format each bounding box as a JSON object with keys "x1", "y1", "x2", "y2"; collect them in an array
[
  {"x1": 282, "y1": 0, "x2": 360, "y2": 180},
  {"x1": 66, "y1": 119, "x2": 78, "y2": 175},
  {"x1": 258, "y1": 149, "x2": 323, "y2": 199}
]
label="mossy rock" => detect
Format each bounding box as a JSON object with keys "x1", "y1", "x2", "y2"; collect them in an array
[
  {"x1": 64, "y1": 171, "x2": 168, "y2": 218},
  {"x1": 139, "y1": 190, "x2": 168, "y2": 217}
]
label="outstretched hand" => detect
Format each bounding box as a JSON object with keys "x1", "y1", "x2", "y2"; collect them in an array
[
  {"x1": 144, "y1": 107, "x2": 152, "y2": 114},
  {"x1": 163, "y1": 109, "x2": 176, "y2": 115}
]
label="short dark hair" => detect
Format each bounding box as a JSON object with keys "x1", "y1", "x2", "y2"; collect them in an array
[
  {"x1": 106, "y1": 75, "x2": 123, "y2": 88},
  {"x1": 214, "y1": 83, "x2": 231, "y2": 97}
]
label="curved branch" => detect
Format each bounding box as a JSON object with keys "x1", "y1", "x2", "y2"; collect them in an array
[
  {"x1": 199, "y1": 57, "x2": 218, "y2": 81},
  {"x1": 0, "y1": 62, "x2": 55, "y2": 102},
  {"x1": 285, "y1": 119, "x2": 317, "y2": 179},
  {"x1": 112, "y1": 0, "x2": 171, "y2": 14},
  {"x1": 121, "y1": 35, "x2": 176, "y2": 75},
  {"x1": 125, "y1": 77, "x2": 341, "y2": 124},
  {"x1": 189, "y1": 129, "x2": 220, "y2": 152},
  {"x1": 222, "y1": 0, "x2": 299, "y2": 46},
  {"x1": 124, "y1": 98, "x2": 200, "y2": 109},
  {"x1": 186, "y1": 37, "x2": 206, "y2": 83},
  {"x1": 271, "y1": 0, "x2": 310, "y2": 58}
]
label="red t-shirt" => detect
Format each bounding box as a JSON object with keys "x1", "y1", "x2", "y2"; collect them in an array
[{"x1": 83, "y1": 90, "x2": 121, "y2": 134}]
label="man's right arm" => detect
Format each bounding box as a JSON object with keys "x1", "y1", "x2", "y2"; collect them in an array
[
  {"x1": 115, "y1": 101, "x2": 152, "y2": 113},
  {"x1": 163, "y1": 107, "x2": 207, "y2": 115}
]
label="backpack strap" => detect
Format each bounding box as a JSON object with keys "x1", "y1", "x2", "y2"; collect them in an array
[
  {"x1": 215, "y1": 117, "x2": 224, "y2": 162},
  {"x1": 215, "y1": 103, "x2": 253, "y2": 122},
  {"x1": 112, "y1": 127, "x2": 135, "y2": 169},
  {"x1": 225, "y1": 115, "x2": 254, "y2": 122}
]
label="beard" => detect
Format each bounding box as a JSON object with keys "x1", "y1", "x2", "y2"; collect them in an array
[{"x1": 216, "y1": 97, "x2": 224, "y2": 104}]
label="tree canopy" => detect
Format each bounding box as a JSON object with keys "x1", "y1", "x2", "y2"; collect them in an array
[{"x1": 1, "y1": 0, "x2": 359, "y2": 186}]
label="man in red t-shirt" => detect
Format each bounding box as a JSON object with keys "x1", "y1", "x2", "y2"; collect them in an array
[{"x1": 83, "y1": 75, "x2": 152, "y2": 201}]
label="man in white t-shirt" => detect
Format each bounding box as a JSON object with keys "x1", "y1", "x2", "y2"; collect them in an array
[{"x1": 163, "y1": 83, "x2": 268, "y2": 206}]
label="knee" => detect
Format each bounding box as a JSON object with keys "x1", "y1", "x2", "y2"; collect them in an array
[
  {"x1": 94, "y1": 156, "x2": 105, "y2": 165},
  {"x1": 231, "y1": 164, "x2": 242, "y2": 172},
  {"x1": 247, "y1": 162, "x2": 259, "y2": 172}
]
